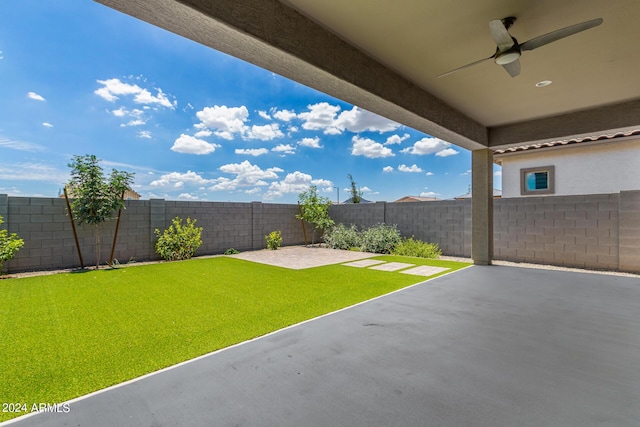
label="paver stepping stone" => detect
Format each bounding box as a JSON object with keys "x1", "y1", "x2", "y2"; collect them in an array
[
  {"x1": 342, "y1": 259, "x2": 387, "y2": 268},
  {"x1": 369, "y1": 262, "x2": 414, "y2": 272},
  {"x1": 400, "y1": 266, "x2": 449, "y2": 276}
]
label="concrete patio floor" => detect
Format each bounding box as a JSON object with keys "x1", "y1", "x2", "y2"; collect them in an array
[{"x1": 6, "y1": 265, "x2": 640, "y2": 427}]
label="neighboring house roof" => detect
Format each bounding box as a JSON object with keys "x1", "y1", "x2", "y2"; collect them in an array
[
  {"x1": 60, "y1": 185, "x2": 141, "y2": 200},
  {"x1": 493, "y1": 129, "x2": 640, "y2": 156},
  {"x1": 342, "y1": 197, "x2": 373, "y2": 204},
  {"x1": 393, "y1": 196, "x2": 440, "y2": 203},
  {"x1": 454, "y1": 188, "x2": 502, "y2": 199}
]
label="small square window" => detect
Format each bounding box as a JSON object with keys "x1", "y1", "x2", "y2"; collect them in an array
[{"x1": 521, "y1": 166, "x2": 554, "y2": 195}]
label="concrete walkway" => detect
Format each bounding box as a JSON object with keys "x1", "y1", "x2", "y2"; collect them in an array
[{"x1": 7, "y1": 264, "x2": 640, "y2": 427}]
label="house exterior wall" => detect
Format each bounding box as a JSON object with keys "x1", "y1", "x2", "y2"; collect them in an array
[{"x1": 497, "y1": 139, "x2": 640, "y2": 198}]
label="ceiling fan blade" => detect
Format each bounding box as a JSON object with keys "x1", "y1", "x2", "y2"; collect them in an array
[
  {"x1": 520, "y1": 18, "x2": 603, "y2": 51},
  {"x1": 437, "y1": 55, "x2": 494, "y2": 78},
  {"x1": 502, "y1": 59, "x2": 521, "y2": 77},
  {"x1": 489, "y1": 19, "x2": 515, "y2": 51}
]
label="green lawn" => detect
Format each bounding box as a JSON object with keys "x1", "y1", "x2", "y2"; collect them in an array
[{"x1": 0, "y1": 255, "x2": 469, "y2": 421}]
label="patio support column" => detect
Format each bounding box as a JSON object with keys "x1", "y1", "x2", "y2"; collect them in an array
[{"x1": 471, "y1": 149, "x2": 494, "y2": 265}]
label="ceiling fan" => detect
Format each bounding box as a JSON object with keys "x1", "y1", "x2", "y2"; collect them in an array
[{"x1": 438, "y1": 16, "x2": 603, "y2": 78}]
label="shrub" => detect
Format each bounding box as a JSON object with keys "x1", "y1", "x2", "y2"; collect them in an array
[
  {"x1": 224, "y1": 248, "x2": 240, "y2": 255},
  {"x1": 265, "y1": 230, "x2": 283, "y2": 250},
  {"x1": 360, "y1": 224, "x2": 402, "y2": 254},
  {"x1": 0, "y1": 215, "x2": 24, "y2": 274},
  {"x1": 324, "y1": 224, "x2": 361, "y2": 250},
  {"x1": 154, "y1": 217, "x2": 203, "y2": 261},
  {"x1": 392, "y1": 237, "x2": 442, "y2": 259}
]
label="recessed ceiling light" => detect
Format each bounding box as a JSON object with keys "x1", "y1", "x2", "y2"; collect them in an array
[{"x1": 535, "y1": 80, "x2": 552, "y2": 87}]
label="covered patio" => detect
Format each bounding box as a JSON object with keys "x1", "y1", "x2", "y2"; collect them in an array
[
  {"x1": 11, "y1": 265, "x2": 640, "y2": 426},
  {"x1": 95, "y1": 0, "x2": 640, "y2": 266}
]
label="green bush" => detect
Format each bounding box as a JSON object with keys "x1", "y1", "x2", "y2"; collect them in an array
[
  {"x1": 224, "y1": 248, "x2": 240, "y2": 255},
  {"x1": 154, "y1": 217, "x2": 203, "y2": 261},
  {"x1": 265, "y1": 230, "x2": 283, "y2": 250},
  {"x1": 0, "y1": 215, "x2": 24, "y2": 274},
  {"x1": 392, "y1": 237, "x2": 442, "y2": 259},
  {"x1": 359, "y1": 223, "x2": 402, "y2": 254},
  {"x1": 323, "y1": 224, "x2": 361, "y2": 250}
]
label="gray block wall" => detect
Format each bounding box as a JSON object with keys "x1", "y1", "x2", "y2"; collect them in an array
[
  {"x1": 2, "y1": 198, "x2": 306, "y2": 273},
  {"x1": 2, "y1": 191, "x2": 639, "y2": 274},
  {"x1": 494, "y1": 194, "x2": 621, "y2": 270}
]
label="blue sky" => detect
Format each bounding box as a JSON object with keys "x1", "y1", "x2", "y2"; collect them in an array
[{"x1": 0, "y1": 1, "x2": 501, "y2": 203}]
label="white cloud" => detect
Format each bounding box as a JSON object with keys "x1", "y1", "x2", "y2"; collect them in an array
[
  {"x1": 0, "y1": 162, "x2": 67, "y2": 183},
  {"x1": 195, "y1": 105, "x2": 248, "y2": 140},
  {"x1": 436, "y1": 148, "x2": 459, "y2": 157},
  {"x1": 494, "y1": 170, "x2": 502, "y2": 176},
  {"x1": 210, "y1": 160, "x2": 281, "y2": 191},
  {"x1": 272, "y1": 144, "x2": 296, "y2": 155},
  {"x1": 398, "y1": 164, "x2": 423, "y2": 173},
  {"x1": 265, "y1": 171, "x2": 334, "y2": 199},
  {"x1": 194, "y1": 129, "x2": 212, "y2": 138},
  {"x1": 258, "y1": 110, "x2": 271, "y2": 120},
  {"x1": 401, "y1": 137, "x2": 458, "y2": 157},
  {"x1": 0, "y1": 50, "x2": 3, "y2": 60},
  {"x1": 150, "y1": 170, "x2": 211, "y2": 187},
  {"x1": 385, "y1": 133, "x2": 410, "y2": 145},
  {"x1": 235, "y1": 148, "x2": 269, "y2": 156},
  {"x1": 351, "y1": 136, "x2": 395, "y2": 158},
  {"x1": 177, "y1": 193, "x2": 199, "y2": 200},
  {"x1": 245, "y1": 187, "x2": 262, "y2": 194},
  {"x1": 27, "y1": 92, "x2": 46, "y2": 101},
  {"x1": 298, "y1": 136, "x2": 322, "y2": 148},
  {"x1": 461, "y1": 169, "x2": 472, "y2": 175},
  {"x1": 95, "y1": 78, "x2": 175, "y2": 109},
  {"x1": 42, "y1": 122, "x2": 53, "y2": 128},
  {"x1": 382, "y1": 166, "x2": 394, "y2": 173},
  {"x1": 171, "y1": 134, "x2": 220, "y2": 155},
  {"x1": 426, "y1": 171, "x2": 434, "y2": 176},
  {"x1": 420, "y1": 191, "x2": 439, "y2": 198},
  {"x1": 299, "y1": 102, "x2": 341, "y2": 133},
  {"x1": 138, "y1": 130, "x2": 152, "y2": 139},
  {"x1": 0, "y1": 138, "x2": 45, "y2": 152},
  {"x1": 334, "y1": 106, "x2": 400, "y2": 133},
  {"x1": 245, "y1": 123, "x2": 284, "y2": 141},
  {"x1": 272, "y1": 109, "x2": 298, "y2": 122}
]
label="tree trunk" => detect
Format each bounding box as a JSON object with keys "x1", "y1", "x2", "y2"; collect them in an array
[{"x1": 95, "y1": 224, "x2": 101, "y2": 269}]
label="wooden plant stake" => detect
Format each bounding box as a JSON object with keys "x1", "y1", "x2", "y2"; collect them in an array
[{"x1": 63, "y1": 187, "x2": 84, "y2": 269}]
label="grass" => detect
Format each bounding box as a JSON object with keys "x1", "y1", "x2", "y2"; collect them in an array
[{"x1": 0, "y1": 255, "x2": 469, "y2": 421}]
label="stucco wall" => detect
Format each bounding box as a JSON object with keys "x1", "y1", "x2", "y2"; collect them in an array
[{"x1": 497, "y1": 138, "x2": 640, "y2": 198}]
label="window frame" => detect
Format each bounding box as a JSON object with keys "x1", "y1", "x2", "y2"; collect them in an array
[{"x1": 520, "y1": 165, "x2": 555, "y2": 195}]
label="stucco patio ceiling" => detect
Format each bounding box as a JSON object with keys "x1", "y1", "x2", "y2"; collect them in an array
[{"x1": 95, "y1": 0, "x2": 640, "y2": 151}]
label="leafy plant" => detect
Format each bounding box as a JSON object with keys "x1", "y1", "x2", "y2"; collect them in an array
[
  {"x1": 154, "y1": 217, "x2": 203, "y2": 261},
  {"x1": 224, "y1": 248, "x2": 240, "y2": 255},
  {"x1": 296, "y1": 185, "x2": 334, "y2": 244},
  {"x1": 67, "y1": 154, "x2": 134, "y2": 268},
  {"x1": 392, "y1": 237, "x2": 442, "y2": 259},
  {"x1": 265, "y1": 230, "x2": 283, "y2": 250},
  {"x1": 323, "y1": 223, "x2": 361, "y2": 250},
  {"x1": 359, "y1": 224, "x2": 402, "y2": 254},
  {"x1": 0, "y1": 215, "x2": 24, "y2": 274},
  {"x1": 347, "y1": 173, "x2": 363, "y2": 204}
]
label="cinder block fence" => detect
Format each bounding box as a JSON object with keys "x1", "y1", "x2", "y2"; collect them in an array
[{"x1": 1, "y1": 191, "x2": 638, "y2": 274}]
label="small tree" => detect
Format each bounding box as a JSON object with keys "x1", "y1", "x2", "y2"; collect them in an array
[
  {"x1": 347, "y1": 173, "x2": 363, "y2": 204},
  {"x1": 296, "y1": 185, "x2": 334, "y2": 244},
  {"x1": 0, "y1": 215, "x2": 24, "y2": 274},
  {"x1": 67, "y1": 154, "x2": 135, "y2": 268}
]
